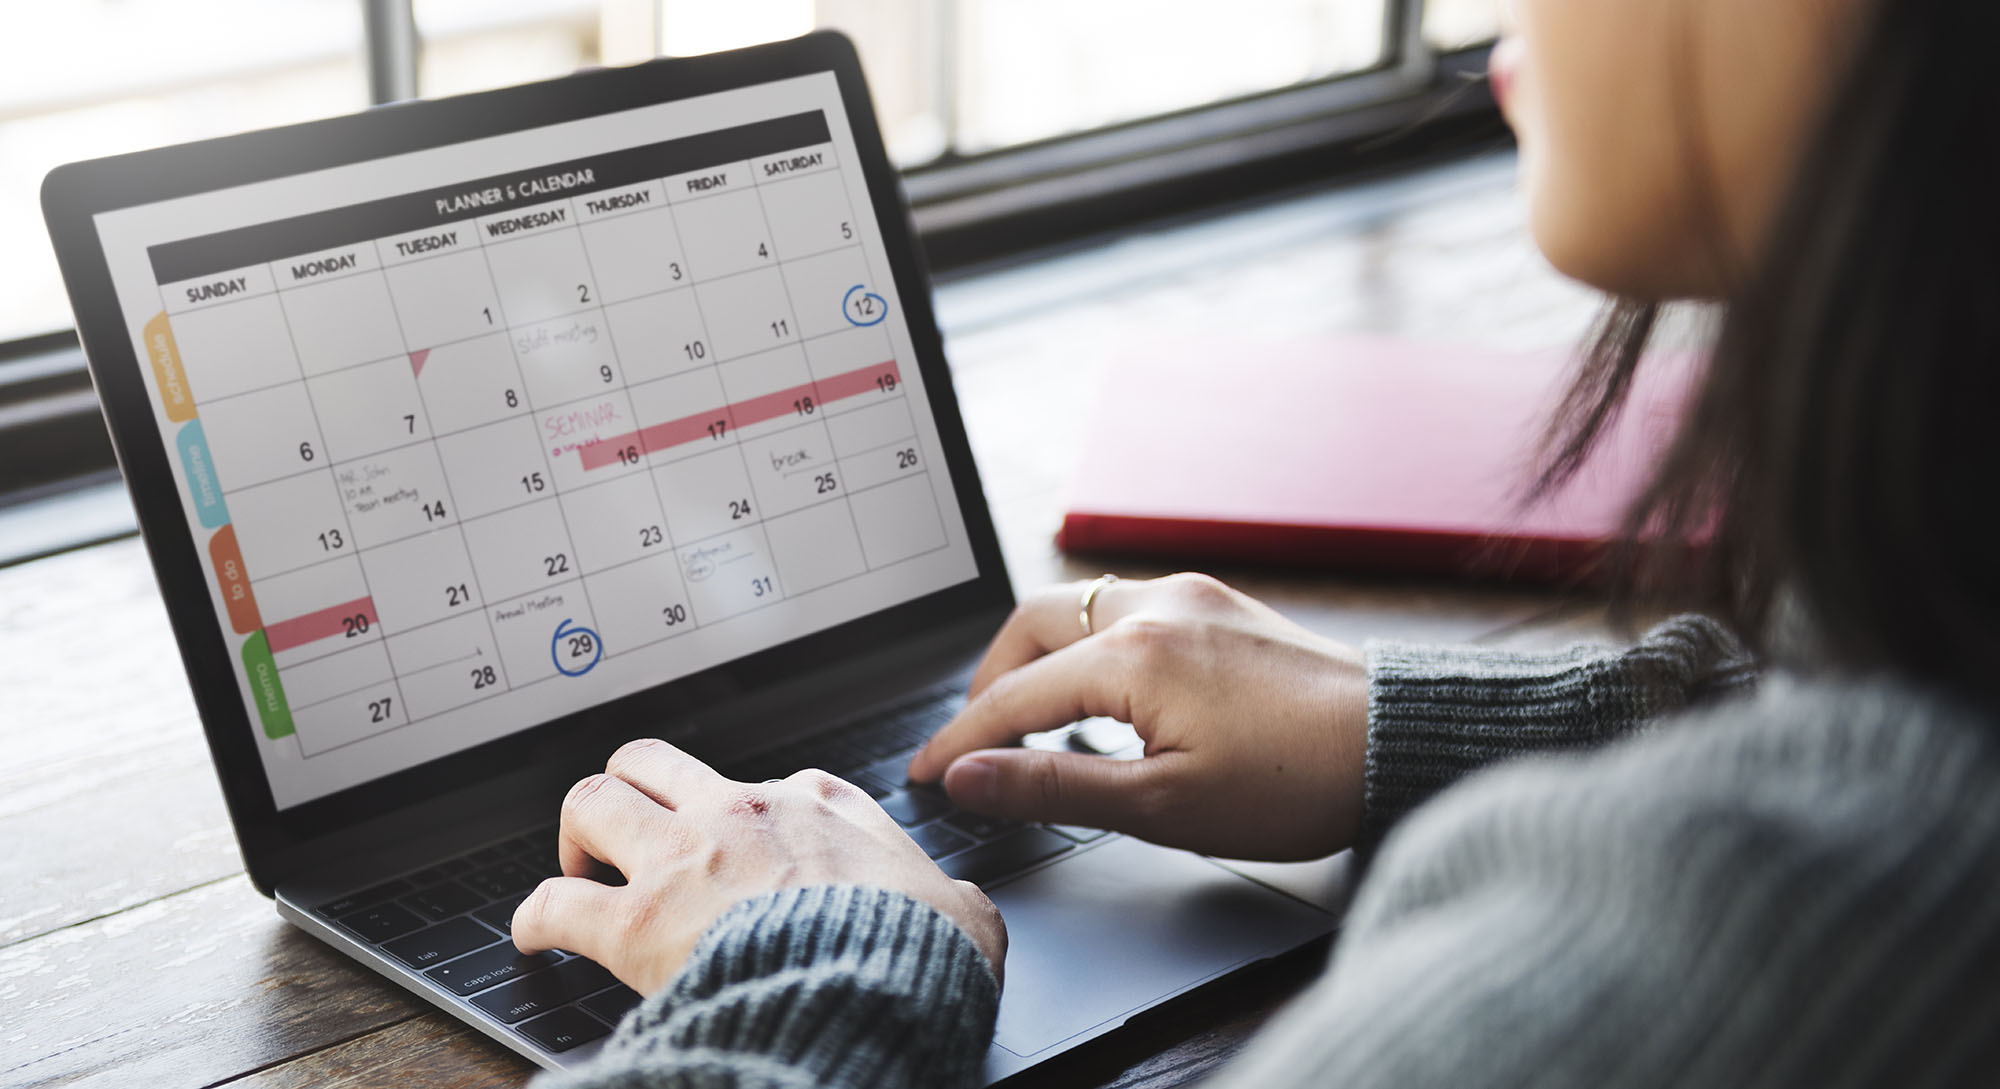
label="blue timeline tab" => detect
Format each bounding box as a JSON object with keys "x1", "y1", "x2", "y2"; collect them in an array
[{"x1": 176, "y1": 419, "x2": 230, "y2": 528}]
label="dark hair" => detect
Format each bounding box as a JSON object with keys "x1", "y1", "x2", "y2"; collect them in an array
[{"x1": 1537, "y1": 0, "x2": 2000, "y2": 703}]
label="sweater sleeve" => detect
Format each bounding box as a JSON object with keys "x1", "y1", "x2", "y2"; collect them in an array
[
  {"x1": 1358, "y1": 613, "x2": 1755, "y2": 850},
  {"x1": 1204, "y1": 678, "x2": 2000, "y2": 1089},
  {"x1": 534, "y1": 885, "x2": 999, "y2": 1089}
]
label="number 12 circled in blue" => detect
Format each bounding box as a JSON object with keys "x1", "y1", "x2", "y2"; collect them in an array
[
  {"x1": 552, "y1": 618, "x2": 603, "y2": 676},
  {"x1": 844, "y1": 284, "x2": 887, "y2": 326}
]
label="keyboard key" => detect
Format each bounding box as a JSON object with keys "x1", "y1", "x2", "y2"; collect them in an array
[
  {"x1": 474, "y1": 894, "x2": 529, "y2": 935},
  {"x1": 318, "y1": 879, "x2": 413, "y2": 919},
  {"x1": 1049, "y1": 824, "x2": 1111, "y2": 843},
  {"x1": 468, "y1": 845, "x2": 510, "y2": 866},
  {"x1": 845, "y1": 774, "x2": 892, "y2": 800},
  {"x1": 878, "y1": 788, "x2": 951, "y2": 826},
  {"x1": 403, "y1": 881, "x2": 487, "y2": 921},
  {"x1": 426, "y1": 941, "x2": 561, "y2": 996},
  {"x1": 435, "y1": 858, "x2": 473, "y2": 877},
  {"x1": 473, "y1": 958, "x2": 618, "y2": 1024},
  {"x1": 517, "y1": 1006, "x2": 611, "y2": 1052},
  {"x1": 945, "y1": 811, "x2": 1023, "y2": 842},
  {"x1": 337, "y1": 901, "x2": 427, "y2": 943},
  {"x1": 939, "y1": 828, "x2": 1074, "y2": 885},
  {"x1": 382, "y1": 917, "x2": 502, "y2": 968},
  {"x1": 795, "y1": 740, "x2": 864, "y2": 772},
  {"x1": 843, "y1": 725, "x2": 916, "y2": 759},
  {"x1": 465, "y1": 860, "x2": 541, "y2": 899},
  {"x1": 581, "y1": 984, "x2": 642, "y2": 1024},
  {"x1": 910, "y1": 822, "x2": 974, "y2": 860},
  {"x1": 865, "y1": 755, "x2": 915, "y2": 788},
  {"x1": 402, "y1": 865, "x2": 446, "y2": 887}
]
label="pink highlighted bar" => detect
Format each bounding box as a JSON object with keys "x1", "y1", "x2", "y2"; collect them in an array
[
  {"x1": 579, "y1": 359, "x2": 902, "y2": 472},
  {"x1": 265, "y1": 595, "x2": 378, "y2": 654},
  {"x1": 817, "y1": 359, "x2": 901, "y2": 402}
]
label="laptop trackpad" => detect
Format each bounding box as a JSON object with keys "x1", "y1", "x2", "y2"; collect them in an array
[{"x1": 985, "y1": 836, "x2": 1333, "y2": 1058}]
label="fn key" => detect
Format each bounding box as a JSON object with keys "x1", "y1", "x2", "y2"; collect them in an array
[
  {"x1": 517, "y1": 1006, "x2": 610, "y2": 1053},
  {"x1": 939, "y1": 828, "x2": 1073, "y2": 885}
]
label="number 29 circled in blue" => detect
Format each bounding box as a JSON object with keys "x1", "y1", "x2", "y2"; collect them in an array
[
  {"x1": 552, "y1": 618, "x2": 603, "y2": 676},
  {"x1": 843, "y1": 284, "x2": 887, "y2": 326}
]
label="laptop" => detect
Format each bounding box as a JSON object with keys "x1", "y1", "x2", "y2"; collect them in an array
[{"x1": 41, "y1": 32, "x2": 1341, "y2": 1082}]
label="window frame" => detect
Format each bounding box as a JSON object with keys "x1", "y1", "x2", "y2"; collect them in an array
[{"x1": 0, "y1": 0, "x2": 1501, "y2": 523}]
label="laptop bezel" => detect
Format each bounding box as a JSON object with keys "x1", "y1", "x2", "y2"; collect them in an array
[{"x1": 40, "y1": 31, "x2": 1013, "y2": 894}]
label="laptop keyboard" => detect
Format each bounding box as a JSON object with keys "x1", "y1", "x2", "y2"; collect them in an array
[{"x1": 312, "y1": 691, "x2": 1114, "y2": 1057}]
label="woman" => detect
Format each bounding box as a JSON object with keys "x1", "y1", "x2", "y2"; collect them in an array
[{"x1": 516, "y1": 0, "x2": 2000, "y2": 1084}]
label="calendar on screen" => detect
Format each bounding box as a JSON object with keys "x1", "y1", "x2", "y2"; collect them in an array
[{"x1": 91, "y1": 74, "x2": 978, "y2": 807}]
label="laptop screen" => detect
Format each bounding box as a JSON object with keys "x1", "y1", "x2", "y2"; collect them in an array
[{"x1": 87, "y1": 71, "x2": 980, "y2": 809}]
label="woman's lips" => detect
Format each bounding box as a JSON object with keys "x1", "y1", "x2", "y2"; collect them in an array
[{"x1": 1489, "y1": 35, "x2": 1523, "y2": 115}]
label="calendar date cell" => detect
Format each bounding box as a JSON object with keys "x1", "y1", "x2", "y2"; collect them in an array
[
  {"x1": 307, "y1": 355, "x2": 432, "y2": 462},
  {"x1": 359, "y1": 526, "x2": 484, "y2": 633},
  {"x1": 582, "y1": 552, "x2": 696, "y2": 657},
  {"x1": 198, "y1": 382, "x2": 328, "y2": 493},
  {"x1": 383, "y1": 250, "x2": 505, "y2": 351},
  {"x1": 484, "y1": 221, "x2": 600, "y2": 326},
  {"x1": 462, "y1": 498, "x2": 585, "y2": 604},
  {"x1": 227, "y1": 471, "x2": 354, "y2": 580},
  {"x1": 433, "y1": 416, "x2": 558, "y2": 520},
  {"x1": 413, "y1": 334, "x2": 528, "y2": 434},
  {"x1": 557, "y1": 472, "x2": 672, "y2": 573},
  {"x1": 693, "y1": 268, "x2": 799, "y2": 361},
  {"x1": 280, "y1": 271, "x2": 407, "y2": 377},
  {"x1": 168, "y1": 293, "x2": 303, "y2": 403},
  {"x1": 671, "y1": 189, "x2": 775, "y2": 281}
]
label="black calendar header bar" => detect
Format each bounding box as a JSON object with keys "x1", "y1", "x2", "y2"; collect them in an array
[{"x1": 147, "y1": 111, "x2": 832, "y2": 284}]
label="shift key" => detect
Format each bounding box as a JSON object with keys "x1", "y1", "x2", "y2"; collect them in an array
[{"x1": 472, "y1": 958, "x2": 617, "y2": 1024}]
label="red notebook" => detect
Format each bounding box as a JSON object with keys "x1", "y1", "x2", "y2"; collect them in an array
[{"x1": 1056, "y1": 337, "x2": 1696, "y2": 582}]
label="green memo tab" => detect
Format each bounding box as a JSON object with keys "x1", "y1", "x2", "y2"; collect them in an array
[{"x1": 241, "y1": 632, "x2": 294, "y2": 740}]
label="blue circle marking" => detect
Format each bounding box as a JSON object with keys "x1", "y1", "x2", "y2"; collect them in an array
[
  {"x1": 843, "y1": 284, "x2": 888, "y2": 327},
  {"x1": 551, "y1": 617, "x2": 603, "y2": 676}
]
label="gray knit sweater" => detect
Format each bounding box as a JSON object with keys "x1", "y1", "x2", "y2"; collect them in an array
[{"x1": 541, "y1": 616, "x2": 2000, "y2": 1088}]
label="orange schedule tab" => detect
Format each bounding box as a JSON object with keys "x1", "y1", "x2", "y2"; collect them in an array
[
  {"x1": 265, "y1": 596, "x2": 378, "y2": 654},
  {"x1": 143, "y1": 311, "x2": 196, "y2": 422},
  {"x1": 208, "y1": 525, "x2": 263, "y2": 634}
]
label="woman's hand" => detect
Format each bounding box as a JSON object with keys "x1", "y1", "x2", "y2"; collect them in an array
[
  {"x1": 907, "y1": 573, "x2": 1369, "y2": 861},
  {"x1": 512, "y1": 738, "x2": 1006, "y2": 995}
]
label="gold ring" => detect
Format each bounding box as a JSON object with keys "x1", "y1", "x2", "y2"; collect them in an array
[{"x1": 1078, "y1": 574, "x2": 1120, "y2": 638}]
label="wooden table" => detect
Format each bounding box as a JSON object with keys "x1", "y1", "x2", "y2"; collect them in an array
[{"x1": 0, "y1": 152, "x2": 1622, "y2": 1088}]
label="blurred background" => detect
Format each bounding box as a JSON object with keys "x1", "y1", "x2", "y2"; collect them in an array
[
  {"x1": 0, "y1": 0, "x2": 1507, "y2": 566},
  {"x1": 1, "y1": 0, "x2": 1501, "y2": 345}
]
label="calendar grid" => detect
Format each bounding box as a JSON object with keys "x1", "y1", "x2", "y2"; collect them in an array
[
  {"x1": 265, "y1": 264, "x2": 413, "y2": 751},
  {"x1": 146, "y1": 115, "x2": 957, "y2": 759},
  {"x1": 367, "y1": 235, "x2": 517, "y2": 700},
  {"x1": 189, "y1": 269, "x2": 872, "y2": 427},
  {"x1": 562, "y1": 187, "x2": 707, "y2": 634},
  {"x1": 249, "y1": 460, "x2": 933, "y2": 678},
  {"x1": 466, "y1": 209, "x2": 607, "y2": 688},
  {"x1": 746, "y1": 146, "x2": 873, "y2": 580}
]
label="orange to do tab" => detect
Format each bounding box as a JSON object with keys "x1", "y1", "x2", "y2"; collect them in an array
[{"x1": 208, "y1": 524, "x2": 262, "y2": 634}]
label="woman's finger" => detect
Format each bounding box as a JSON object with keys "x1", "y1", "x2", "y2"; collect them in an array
[
  {"x1": 603, "y1": 737, "x2": 725, "y2": 809},
  {"x1": 511, "y1": 875, "x2": 624, "y2": 960},
  {"x1": 941, "y1": 747, "x2": 1182, "y2": 834},
  {"x1": 556, "y1": 771, "x2": 675, "y2": 878},
  {"x1": 966, "y1": 577, "x2": 1139, "y2": 698},
  {"x1": 909, "y1": 635, "x2": 1139, "y2": 782}
]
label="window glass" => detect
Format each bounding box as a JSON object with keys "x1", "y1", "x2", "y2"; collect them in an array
[
  {"x1": 415, "y1": 1, "x2": 1392, "y2": 165},
  {"x1": 416, "y1": 1, "x2": 950, "y2": 167},
  {"x1": 1, "y1": 1, "x2": 366, "y2": 343},
  {"x1": 949, "y1": 0, "x2": 1388, "y2": 154},
  {"x1": 1424, "y1": 0, "x2": 1504, "y2": 49}
]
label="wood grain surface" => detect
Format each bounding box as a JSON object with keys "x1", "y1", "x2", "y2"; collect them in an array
[{"x1": 1, "y1": 152, "x2": 1619, "y2": 1089}]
